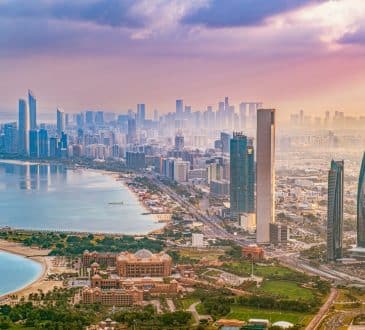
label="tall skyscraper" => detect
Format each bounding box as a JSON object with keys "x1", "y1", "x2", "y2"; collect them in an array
[
  {"x1": 56, "y1": 108, "x2": 65, "y2": 135},
  {"x1": 357, "y1": 152, "x2": 365, "y2": 248},
  {"x1": 175, "y1": 134, "x2": 184, "y2": 151},
  {"x1": 95, "y1": 111, "x2": 104, "y2": 126},
  {"x1": 28, "y1": 90, "x2": 37, "y2": 130},
  {"x1": 137, "y1": 104, "x2": 146, "y2": 127},
  {"x1": 4, "y1": 122, "x2": 18, "y2": 154},
  {"x1": 85, "y1": 111, "x2": 94, "y2": 126},
  {"x1": 127, "y1": 118, "x2": 137, "y2": 144},
  {"x1": 29, "y1": 130, "x2": 39, "y2": 158},
  {"x1": 49, "y1": 137, "x2": 58, "y2": 158},
  {"x1": 230, "y1": 132, "x2": 255, "y2": 219},
  {"x1": 239, "y1": 102, "x2": 247, "y2": 130},
  {"x1": 256, "y1": 108, "x2": 275, "y2": 243},
  {"x1": 18, "y1": 98, "x2": 30, "y2": 156},
  {"x1": 327, "y1": 160, "x2": 344, "y2": 261},
  {"x1": 176, "y1": 99, "x2": 183, "y2": 119},
  {"x1": 220, "y1": 132, "x2": 230, "y2": 155},
  {"x1": 38, "y1": 128, "x2": 49, "y2": 158}
]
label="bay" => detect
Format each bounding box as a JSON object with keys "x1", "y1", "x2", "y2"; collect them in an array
[{"x1": 0, "y1": 161, "x2": 163, "y2": 234}]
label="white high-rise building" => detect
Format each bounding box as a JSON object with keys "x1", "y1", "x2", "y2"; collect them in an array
[
  {"x1": 256, "y1": 108, "x2": 275, "y2": 243},
  {"x1": 173, "y1": 159, "x2": 189, "y2": 183},
  {"x1": 18, "y1": 99, "x2": 29, "y2": 156},
  {"x1": 192, "y1": 233, "x2": 204, "y2": 248}
]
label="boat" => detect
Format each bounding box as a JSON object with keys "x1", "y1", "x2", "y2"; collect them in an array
[{"x1": 108, "y1": 202, "x2": 124, "y2": 205}]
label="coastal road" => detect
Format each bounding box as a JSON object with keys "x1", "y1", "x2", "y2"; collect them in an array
[
  {"x1": 305, "y1": 288, "x2": 338, "y2": 330},
  {"x1": 147, "y1": 174, "x2": 250, "y2": 243}
]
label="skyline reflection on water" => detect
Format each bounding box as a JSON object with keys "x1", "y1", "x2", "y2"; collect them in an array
[{"x1": 0, "y1": 161, "x2": 163, "y2": 234}]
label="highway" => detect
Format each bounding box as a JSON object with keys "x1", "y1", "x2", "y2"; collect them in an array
[
  {"x1": 147, "y1": 173, "x2": 241, "y2": 241},
  {"x1": 147, "y1": 174, "x2": 365, "y2": 285}
]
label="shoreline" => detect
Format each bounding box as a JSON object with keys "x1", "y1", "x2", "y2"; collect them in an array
[
  {"x1": 82, "y1": 168, "x2": 170, "y2": 235},
  {"x1": 0, "y1": 159, "x2": 167, "y2": 236},
  {"x1": 0, "y1": 240, "x2": 49, "y2": 301}
]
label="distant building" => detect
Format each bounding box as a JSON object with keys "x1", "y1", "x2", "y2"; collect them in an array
[
  {"x1": 3, "y1": 122, "x2": 18, "y2": 154},
  {"x1": 56, "y1": 108, "x2": 65, "y2": 135},
  {"x1": 230, "y1": 132, "x2": 255, "y2": 219},
  {"x1": 127, "y1": 118, "x2": 137, "y2": 144},
  {"x1": 38, "y1": 128, "x2": 48, "y2": 158},
  {"x1": 162, "y1": 157, "x2": 175, "y2": 180},
  {"x1": 28, "y1": 90, "x2": 37, "y2": 130},
  {"x1": 207, "y1": 162, "x2": 223, "y2": 184},
  {"x1": 192, "y1": 233, "x2": 204, "y2": 248},
  {"x1": 239, "y1": 213, "x2": 256, "y2": 233},
  {"x1": 126, "y1": 151, "x2": 145, "y2": 170},
  {"x1": 242, "y1": 245, "x2": 264, "y2": 261},
  {"x1": 173, "y1": 159, "x2": 189, "y2": 183},
  {"x1": 175, "y1": 134, "x2": 184, "y2": 151},
  {"x1": 176, "y1": 99, "x2": 183, "y2": 119},
  {"x1": 29, "y1": 130, "x2": 38, "y2": 158},
  {"x1": 256, "y1": 109, "x2": 275, "y2": 243},
  {"x1": 18, "y1": 99, "x2": 29, "y2": 156},
  {"x1": 210, "y1": 179, "x2": 230, "y2": 196},
  {"x1": 220, "y1": 132, "x2": 230, "y2": 154},
  {"x1": 269, "y1": 223, "x2": 289, "y2": 244},
  {"x1": 49, "y1": 137, "x2": 58, "y2": 158},
  {"x1": 137, "y1": 104, "x2": 145, "y2": 127},
  {"x1": 327, "y1": 160, "x2": 344, "y2": 261}
]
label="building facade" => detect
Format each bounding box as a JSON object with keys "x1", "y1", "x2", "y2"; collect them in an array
[
  {"x1": 256, "y1": 109, "x2": 275, "y2": 243},
  {"x1": 18, "y1": 99, "x2": 29, "y2": 156},
  {"x1": 230, "y1": 132, "x2": 255, "y2": 219},
  {"x1": 327, "y1": 160, "x2": 344, "y2": 261},
  {"x1": 82, "y1": 287, "x2": 143, "y2": 306},
  {"x1": 357, "y1": 152, "x2": 365, "y2": 248},
  {"x1": 116, "y1": 249, "x2": 172, "y2": 277},
  {"x1": 28, "y1": 90, "x2": 37, "y2": 130}
]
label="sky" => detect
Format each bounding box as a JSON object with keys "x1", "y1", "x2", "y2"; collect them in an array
[{"x1": 1, "y1": 0, "x2": 365, "y2": 120}]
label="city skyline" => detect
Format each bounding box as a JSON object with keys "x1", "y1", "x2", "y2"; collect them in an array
[{"x1": 1, "y1": 1, "x2": 365, "y2": 116}]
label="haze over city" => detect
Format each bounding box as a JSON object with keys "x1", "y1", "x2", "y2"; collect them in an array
[
  {"x1": 2, "y1": 1, "x2": 365, "y2": 330},
  {"x1": 1, "y1": 0, "x2": 365, "y2": 118}
]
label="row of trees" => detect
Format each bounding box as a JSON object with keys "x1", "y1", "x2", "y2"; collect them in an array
[{"x1": 0, "y1": 230, "x2": 164, "y2": 256}]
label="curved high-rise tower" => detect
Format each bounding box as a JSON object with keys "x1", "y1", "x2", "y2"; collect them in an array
[
  {"x1": 327, "y1": 160, "x2": 344, "y2": 261},
  {"x1": 357, "y1": 152, "x2": 365, "y2": 248}
]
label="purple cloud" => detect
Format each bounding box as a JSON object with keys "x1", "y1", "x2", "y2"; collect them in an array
[{"x1": 182, "y1": 0, "x2": 321, "y2": 27}]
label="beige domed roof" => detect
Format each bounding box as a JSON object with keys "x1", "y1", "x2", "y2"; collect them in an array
[{"x1": 134, "y1": 249, "x2": 153, "y2": 259}]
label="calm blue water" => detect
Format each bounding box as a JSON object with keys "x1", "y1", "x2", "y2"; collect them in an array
[
  {"x1": 0, "y1": 161, "x2": 163, "y2": 234},
  {"x1": 0, "y1": 250, "x2": 42, "y2": 296}
]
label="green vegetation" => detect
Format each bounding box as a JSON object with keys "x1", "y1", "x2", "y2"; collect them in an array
[
  {"x1": 0, "y1": 230, "x2": 164, "y2": 256},
  {"x1": 0, "y1": 288, "x2": 99, "y2": 329},
  {"x1": 251, "y1": 280, "x2": 315, "y2": 301},
  {"x1": 0, "y1": 289, "x2": 193, "y2": 330},
  {"x1": 227, "y1": 305, "x2": 306, "y2": 324},
  {"x1": 113, "y1": 305, "x2": 192, "y2": 329},
  {"x1": 221, "y1": 261, "x2": 309, "y2": 282}
]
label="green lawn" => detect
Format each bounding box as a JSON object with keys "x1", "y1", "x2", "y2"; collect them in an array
[
  {"x1": 227, "y1": 305, "x2": 308, "y2": 325},
  {"x1": 252, "y1": 280, "x2": 315, "y2": 301},
  {"x1": 222, "y1": 261, "x2": 298, "y2": 278}
]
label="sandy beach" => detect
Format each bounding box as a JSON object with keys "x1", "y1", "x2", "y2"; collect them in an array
[{"x1": 0, "y1": 239, "x2": 67, "y2": 302}]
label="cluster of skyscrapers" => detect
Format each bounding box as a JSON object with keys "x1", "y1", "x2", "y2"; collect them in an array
[
  {"x1": 229, "y1": 109, "x2": 276, "y2": 244},
  {"x1": 327, "y1": 153, "x2": 365, "y2": 261},
  {"x1": 0, "y1": 91, "x2": 68, "y2": 158},
  {"x1": 0, "y1": 91, "x2": 280, "y2": 244}
]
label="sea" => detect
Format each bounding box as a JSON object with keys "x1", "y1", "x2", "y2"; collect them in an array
[
  {"x1": 0, "y1": 250, "x2": 42, "y2": 297},
  {"x1": 0, "y1": 160, "x2": 163, "y2": 234}
]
